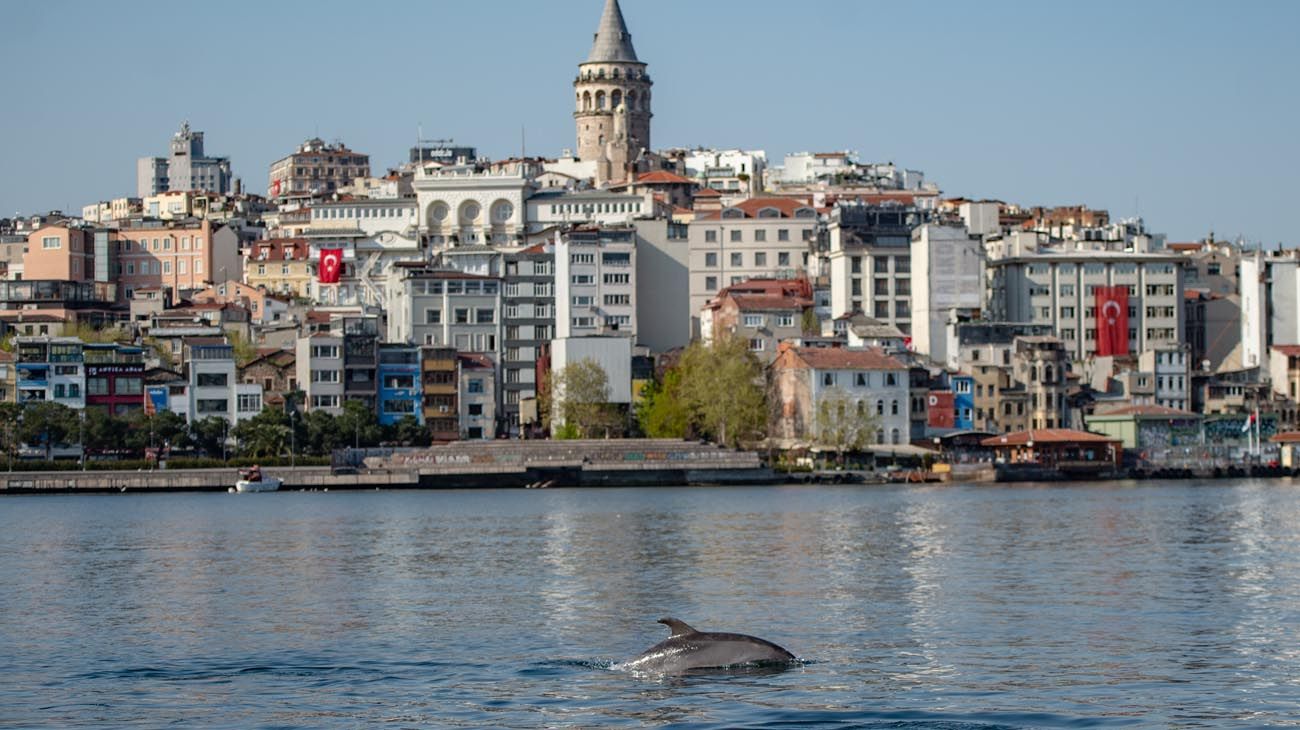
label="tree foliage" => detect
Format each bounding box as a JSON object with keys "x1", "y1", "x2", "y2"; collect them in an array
[
  {"x1": 544, "y1": 358, "x2": 622, "y2": 438},
  {"x1": 652, "y1": 336, "x2": 768, "y2": 448},
  {"x1": 636, "y1": 367, "x2": 690, "y2": 438},
  {"x1": 813, "y1": 386, "x2": 878, "y2": 462}
]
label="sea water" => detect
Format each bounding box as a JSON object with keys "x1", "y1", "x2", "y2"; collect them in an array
[{"x1": 2, "y1": 481, "x2": 1299, "y2": 728}]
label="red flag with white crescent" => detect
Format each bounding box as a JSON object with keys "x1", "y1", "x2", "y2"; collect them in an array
[
  {"x1": 1095, "y1": 285, "x2": 1129, "y2": 357},
  {"x1": 319, "y1": 248, "x2": 343, "y2": 284}
]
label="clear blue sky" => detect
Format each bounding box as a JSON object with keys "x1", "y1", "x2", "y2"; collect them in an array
[{"x1": 2, "y1": 0, "x2": 1296, "y2": 245}]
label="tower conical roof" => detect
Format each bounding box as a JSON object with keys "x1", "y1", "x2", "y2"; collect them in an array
[{"x1": 586, "y1": 0, "x2": 639, "y2": 63}]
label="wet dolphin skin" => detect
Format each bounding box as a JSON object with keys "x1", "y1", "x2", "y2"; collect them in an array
[{"x1": 615, "y1": 617, "x2": 797, "y2": 674}]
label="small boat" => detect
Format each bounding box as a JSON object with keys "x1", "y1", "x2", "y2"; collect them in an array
[{"x1": 235, "y1": 466, "x2": 281, "y2": 493}]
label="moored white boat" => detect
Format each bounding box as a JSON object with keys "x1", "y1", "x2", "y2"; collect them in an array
[{"x1": 234, "y1": 476, "x2": 281, "y2": 492}]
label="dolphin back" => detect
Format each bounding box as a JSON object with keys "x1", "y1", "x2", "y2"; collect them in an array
[{"x1": 617, "y1": 620, "x2": 796, "y2": 674}]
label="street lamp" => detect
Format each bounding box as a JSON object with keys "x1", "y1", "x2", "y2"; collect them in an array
[{"x1": 79, "y1": 410, "x2": 85, "y2": 471}]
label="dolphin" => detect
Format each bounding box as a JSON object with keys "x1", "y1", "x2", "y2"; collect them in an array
[{"x1": 614, "y1": 617, "x2": 797, "y2": 674}]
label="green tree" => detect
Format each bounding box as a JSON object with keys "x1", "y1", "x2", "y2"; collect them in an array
[
  {"x1": 303, "y1": 409, "x2": 342, "y2": 455},
  {"x1": 813, "y1": 386, "x2": 878, "y2": 465},
  {"x1": 387, "y1": 415, "x2": 432, "y2": 447},
  {"x1": 190, "y1": 416, "x2": 231, "y2": 458},
  {"x1": 232, "y1": 408, "x2": 290, "y2": 458},
  {"x1": 18, "y1": 402, "x2": 79, "y2": 460},
  {"x1": 677, "y1": 336, "x2": 768, "y2": 448},
  {"x1": 226, "y1": 330, "x2": 259, "y2": 368},
  {"x1": 636, "y1": 368, "x2": 690, "y2": 438},
  {"x1": 336, "y1": 399, "x2": 383, "y2": 449},
  {"x1": 124, "y1": 410, "x2": 192, "y2": 455},
  {"x1": 0, "y1": 402, "x2": 22, "y2": 462},
  {"x1": 544, "y1": 358, "x2": 622, "y2": 438}
]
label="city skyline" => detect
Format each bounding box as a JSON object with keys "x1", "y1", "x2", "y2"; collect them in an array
[{"x1": 1, "y1": 0, "x2": 1296, "y2": 245}]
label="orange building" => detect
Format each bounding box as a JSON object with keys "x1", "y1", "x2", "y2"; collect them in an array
[
  {"x1": 110, "y1": 220, "x2": 242, "y2": 301},
  {"x1": 24, "y1": 224, "x2": 94, "y2": 281}
]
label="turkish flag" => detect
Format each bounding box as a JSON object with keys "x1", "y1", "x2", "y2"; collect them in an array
[
  {"x1": 1095, "y1": 285, "x2": 1129, "y2": 357},
  {"x1": 319, "y1": 248, "x2": 343, "y2": 284}
]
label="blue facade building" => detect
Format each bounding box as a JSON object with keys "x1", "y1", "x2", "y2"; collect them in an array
[
  {"x1": 377, "y1": 343, "x2": 422, "y2": 426},
  {"x1": 952, "y1": 373, "x2": 975, "y2": 431}
]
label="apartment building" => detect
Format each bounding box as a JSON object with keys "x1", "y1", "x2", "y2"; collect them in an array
[
  {"x1": 268, "y1": 138, "x2": 370, "y2": 199},
  {"x1": 15, "y1": 337, "x2": 85, "y2": 408},
  {"x1": 388, "y1": 268, "x2": 503, "y2": 354},
  {"x1": 769, "y1": 345, "x2": 911, "y2": 449},
  {"x1": 1138, "y1": 345, "x2": 1191, "y2": 411},
  {"x1": 826, "y1": 200, "x2": 932, "y2": 334},
  {"x1": 421, "y1": 347, "x2": 460, "y2": 441},
  {"x1": 377, "y1": 343, "x2": 422, "y2": 426},
  {"x1": 687, "y1": 198, "x2": 822, "y2": 330},
  {"x1": 137, "y1": 122, "x2": 232, "y2": 198},
  {"x1": 112, "y1": 219, "x2": 243, "y2": 301},
  {"x1": 183, "y1": 341, "x2": 263, "y2": 426},
  {"x1": 297, "y1": 333, "x2": 344, "y2": 414},
  {"x1": 699, "y1": 278, "x2": 813, "y2": 362},
  {"x1": 84, "y1": 343, "x2": 145, "y2": 416},
  {"x1": 910, "y1": 223, "x2": 984, "y2": 363},
  {"x1": 502, "y1": 245, "x2": 555, "y2": 424},
  {"x1": 243, "y1": 238, "x2": 312, "y2": 298},
  {"x1": 24, "y1": 224, "x2": 94, "y2": 282},
  {"x1": 307, "y1": 198, "x2": 421, "y2": 309},
  {"x1": 986, "y1": 250, "x2": 1185, "y2": 363},
  {"x1": 458, "y1": 353, "x2": 496, "y2": 440},
  {"x1": 556, "y1": 226, "x2": 637, "y2": 339}
]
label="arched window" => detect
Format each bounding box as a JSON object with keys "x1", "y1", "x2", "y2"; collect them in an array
[
  {"x1": 891, "y1": 429, "x2": 901, "y2": 445},
  {"x1": 596, "y1": 91, "x2": 606, "y2": 110},
  {"x1": 582, "y1": 91, "x2": 591, "y2": 111},
  {"x1": 891, "y1": 400, "x2": 899, "y2": 415},
  {"x1": 1030, "y1": 365, "x2": 1038, "y2": 381},
  {"x1": 875, "y1": 428, "x2": 885, "y2": 445},
  {"x1": 611, "y1": 90, "x2": 622, "y2": 110},
  {"x1": 876, "y1": 400, "x2": 884, "y2": 416},
  {"x1": 627, "y1": 91, "x2": 637, "y2": 111},
  {"x1": 1044, "y1": 364, "x2": 1055, "y2": 383}
]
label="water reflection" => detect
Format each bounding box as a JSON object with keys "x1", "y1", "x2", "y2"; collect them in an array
[{"x1": 3, "y1": 483, "x2": 1300, "y2": 727}]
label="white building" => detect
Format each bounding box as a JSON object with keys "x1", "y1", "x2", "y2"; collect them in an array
[
  {"x1": 1241, "y1": 250, "x2": 1300, "y2": 369},
  {"x1": 550, "y1": 335, "x2": 633, "y2": 425},
  {"x1": 1138, "y1": 345, "x2": 1191, "y2": 411},
  {"x1": 770, "y1": 345, "x2": 911, "y2": 448},
  {"x1": 296, "y1": 333, "x2": 345, "y2": 415},
  {"x1": 555, "y1": 227, "x2": 637, "y2": 339},
  {"x1": 525, "y1": 189, "x2": 652, "y2": 235},
  {"x1": 910, "y1": 223, "x2": 984, "y2": 364},
  {"x1": 184, "y1": 341, "x2": 262, "y2": 426},
  {"x1": 414, "y1": 161, "x2": 532, "y2": 248},
  {"x1": 680, "y1": 148, "x2": 767, "y2": 196},
  {"x1": 307, "y1": 198, "x2": 422, "y2": 310}
]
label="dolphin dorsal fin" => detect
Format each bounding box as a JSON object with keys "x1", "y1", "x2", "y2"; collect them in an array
[{"x1": 658, "y1": 617, "x2": 698, "y2": 637}]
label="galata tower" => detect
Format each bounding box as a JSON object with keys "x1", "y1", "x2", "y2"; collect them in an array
[{"x1": 574, "y1": 0, "x2": 652, "y2": 185}]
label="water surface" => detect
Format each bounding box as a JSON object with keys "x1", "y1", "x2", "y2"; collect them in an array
[{"x1": 3, "y1": 481, "x2": 1299, "y2": 727}]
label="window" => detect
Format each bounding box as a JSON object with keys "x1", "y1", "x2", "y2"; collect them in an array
[
  {"x1": 196, "y1": 399, "x2": 228, "y2": 414},
  {"x1": 755, "y1": 252, "x2": 767, "y2": 267},
  {"x1": 311, "y1": 345, "x2": 339, "y2": 359},
  {"x1": 312, "y1": 395, "x2": 340, "y2": 409},
  {"x1": 748, "y1": 338, "x2": 765, "y2": 351},
  {"x1": 196, "y1": 372, "x2": 228, "y2": 387},
  {"x1": 754, "y1": 229, "x2": 767, "y2": 243},
  {"x1": 455, "y1": 308, "x2": 469, "y2": 324},
  {"x1": 855, "y1": 373, "x2": 868, "y2": 387},
  {"x1": 467, "y1": 379, "x2": 484, "y2": 394},
  {"x1": 705, "y1": 276, "x2": 718, "y2": 291},
  {"x1": 571, "y1": 274, "x2": 594, "y2": 285},
  {"x1": 604, "y1": 294, "x2": 630, "y2": 306},
  {"x1": 572, "y1": 295, "x2": 594, "y2": 307},
  {"x1": 572, "y1": 316, "x2": 595, "y2": 328},
  {"x1": 86, "y1": 377, "x2": 109, "y2": 395},
  {"x1": 604, "y1": 273, "x2": 630, "y2": 284},
  {"x1": 311, "y1": 369, "x2": 340, "y2": 383},
  {"x1": 730, "y1": 252, "x2": 742, "y2": 268},
  {"x1": 777, "y1": 314, "x2": 795, "y2": 328},
  {"x1": 238, "y1": 393, "x2": 262, "y2": 412},
  {"x1": 116, "y1": 378, "x2": 142, "y2": 395},
  {"x1": 743, "y1": 314, "x2": 764, "y2": 328},
  {"x1": 475, "y1": 308, "x2": 495, "y2": 324},
  {"x1": 705, "y1": 230, "x2": 717, "y2": 243},
  {"x1": 822, "y1": 373, "x2": 835, "y2": 387},
  {"x1": 571, "y1": 253, "x2": 595, "y2": 264},
  {"x1": 162, "y1": 261, "x2": 171, "y2": 274},
  {"x1": 468, "y1": 403, "x2": 483, "y2": 416},
  {"x1": 41, "y1": 236, "x2": 60, "y2": 249}
]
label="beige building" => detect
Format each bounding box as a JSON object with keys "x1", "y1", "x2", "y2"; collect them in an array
[
  {"x1": 243, "y1": 238, "x2": 312, "y2": 298},
  {"x1": 112, "y1": 219, "x2": 243, "y2": 301},
  {"x1": 268, "y1": 138, "x2": 370, "y2": 199},
  {"x1": 688, "y1": 197, "x2": 822, "y2": 333}
]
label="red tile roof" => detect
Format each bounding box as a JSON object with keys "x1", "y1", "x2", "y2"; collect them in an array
[
  {"x1": 695, "y1": 197, "x2": 819, "y2": 221},
  {"x1": 789, "y1": 346, "x2": 905, "y2": 371},
  {"x1": 692, "y1": 188, "x2": 722, "y2": 198},
  {"x1": 981, "y1": 429, "x2": 1119, "y2": 447},
  {"x1": 457, "y1": 353, "x2": 494, "y2": 369},
  {"x1": 1273, "y1": 345, "x2": 1300, "y2": 357},
  {"x1": 636, "y1": 170, "x2": 695, "y2": 185}
]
